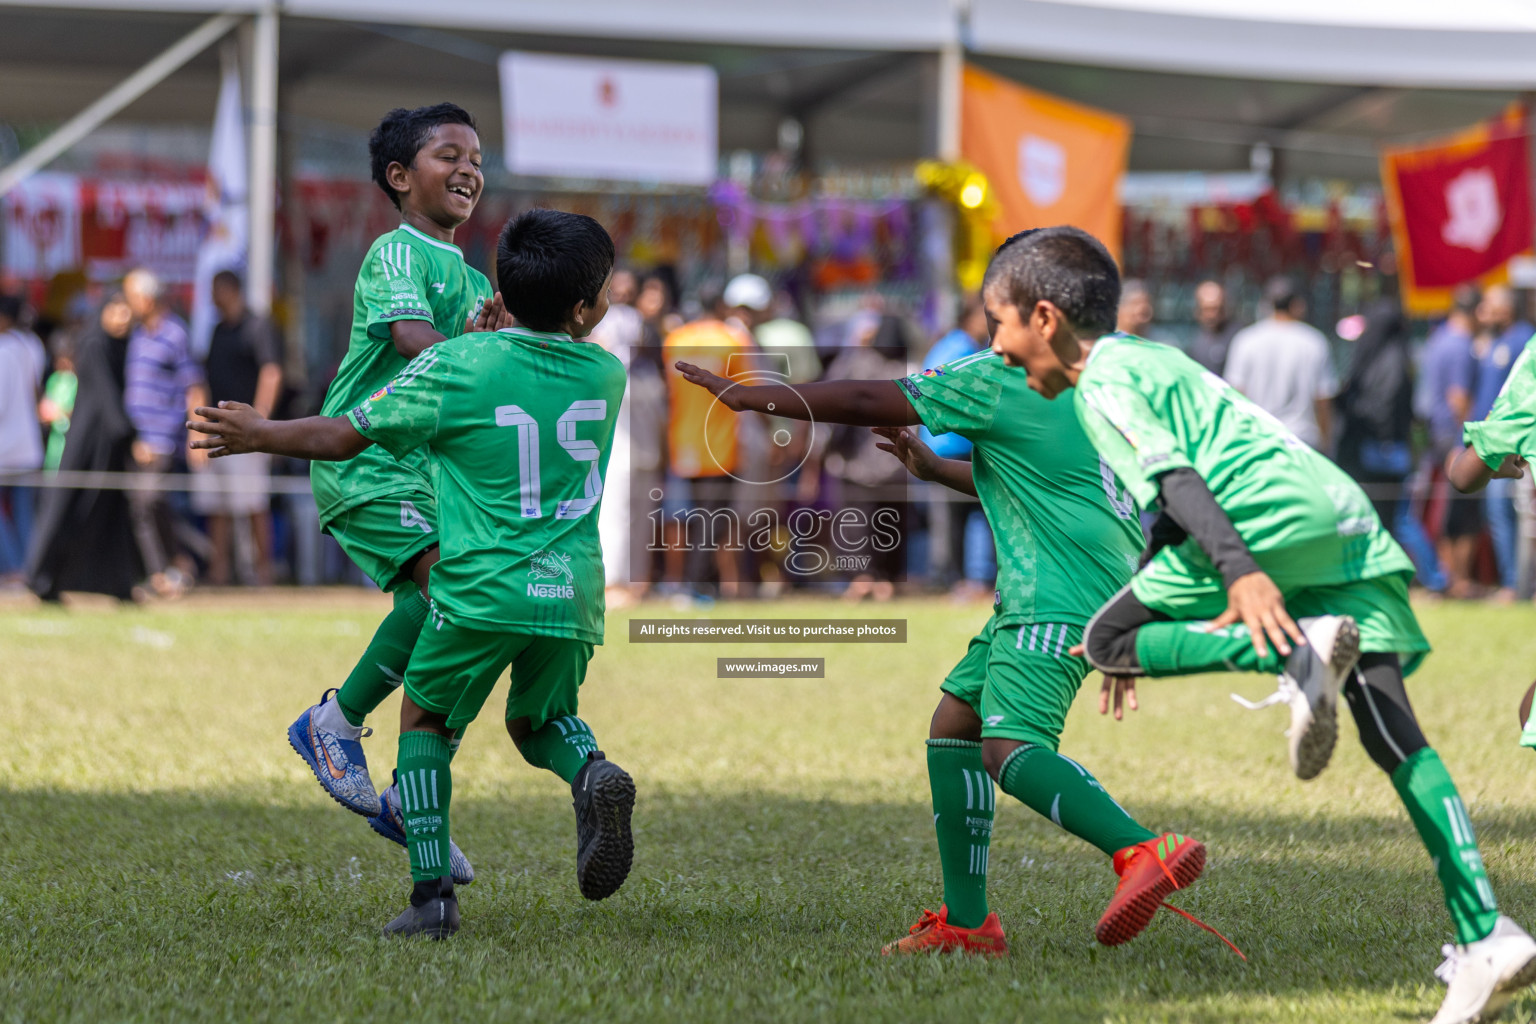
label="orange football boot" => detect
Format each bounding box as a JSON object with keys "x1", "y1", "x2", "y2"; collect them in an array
[
  {"x1": 1096, "y1": 832, "x2": 1206, "y2": 946},
  {"x1": 881, "y1": 905, "x2": 1008, "y2": 958}
]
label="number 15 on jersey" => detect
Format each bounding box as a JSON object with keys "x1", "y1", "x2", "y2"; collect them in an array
[{"x1": 495, "y1": 399, "x2": 608, "y2": 520}]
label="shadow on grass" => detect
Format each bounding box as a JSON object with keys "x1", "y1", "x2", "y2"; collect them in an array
[{"x1": 4, "y1": 786, "x2": 1533, "y2": 1022}]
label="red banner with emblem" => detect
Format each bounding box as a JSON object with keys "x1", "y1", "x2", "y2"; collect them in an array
[{"x1": 1381, "y1": 105, "x2": 1534, "y2": 314}]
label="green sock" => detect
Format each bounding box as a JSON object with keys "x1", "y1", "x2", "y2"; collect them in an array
[
  {"x1": 927, "y1": 739, "x2": 993, "y2": 929},
  {"x1": 999, "y1": 743, "x2": 1158, "y2": 857},
  {"x1": 1392, "y1": 747, "x2": 1500, "y2": 944},
  {"x1": 1134, "y1": 620, "x2": 1283, "y2": 677},
  {"x1": 517, "y1": 716, "x2": 598, "y2": 783},
  {"x1": 396, "y1": 730, "x2": 453, "y2": 883},
  {"x1": 335, "y1": 586, "x2": 429, "y2": 727}
]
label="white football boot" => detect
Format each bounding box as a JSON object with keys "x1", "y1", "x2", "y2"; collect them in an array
[
  {"x1": 1430, "y1": 915, "x2": 1536, "y2": 1024},
  {"x1": 1231, "y1": 614, "x2": 1359, "y2": 780}
]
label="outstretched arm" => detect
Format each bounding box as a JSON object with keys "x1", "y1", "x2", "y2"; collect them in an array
[
  {"x1": 674, "y1": 361, "x2": 920, "y2": 426},
  {"x1": 872, "y1": 426, "x2": 977, "y2": 497},
  {"x1": 189, "y1": 402, "x2": 371, "y2": 461}
]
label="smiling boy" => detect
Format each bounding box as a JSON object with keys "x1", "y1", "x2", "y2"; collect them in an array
[
  {"x1": 288, "y1": 104, "x2": 507, "y2": 882},
  {"x1": 192, "y1": 209, "x2": 634, "y2": 937}
]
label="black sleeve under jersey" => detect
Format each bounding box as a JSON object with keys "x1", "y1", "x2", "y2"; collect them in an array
[{"x1": 1146, "y1": 467, "x2": 1262, "y2": 588}]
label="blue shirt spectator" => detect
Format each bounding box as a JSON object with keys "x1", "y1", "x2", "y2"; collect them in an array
[
  {"x1": 1474, "y1": 320, "x2": 1535, "y2": 420},
  {"x1": 1419, "y1": 315, "x2": 1477, "y2": 448},
  {"x1": 125, "y1": 301, "x2": 203, "y2": 456},
  {"x1": 917, "y1": 301, "x2": 988, "y2": 458}
]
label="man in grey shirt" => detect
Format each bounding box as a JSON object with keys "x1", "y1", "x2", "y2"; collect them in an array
[{"x1": 1224, "y1": 276, "x2": 1337, "y2": 449}]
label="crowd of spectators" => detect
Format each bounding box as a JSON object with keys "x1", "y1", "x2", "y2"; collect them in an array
[
  {"x1": 0, "y1": 267, "x2": 284, "y2": 600},
  {"x1": 4, "y1": 261, "x2": 1533, "y2": 606}
]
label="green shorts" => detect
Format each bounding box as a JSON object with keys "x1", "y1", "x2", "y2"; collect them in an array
[
  {"x1": 404, "y1": 602, "x2": 595, "y2": 731},
  {"x1": 1133, "y1": 562, "x2": 1430, "y2": 675},
  {"x1": 940, "y1": 613, "x2": 1089, "y2": 749},
  {"x1": 322, "y1": 495, "x2": 438, "y2": 592}
]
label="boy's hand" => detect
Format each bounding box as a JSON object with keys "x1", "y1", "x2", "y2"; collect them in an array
[
  {"x1": 1494, "y1": 454, "x2": 1528, "y2": 480},
  {"x1": 872, "y1": 426, "x2": 941, "y2": 481},
  {"x1": 188, "y1": 402, "x2": 264, "y2": 458},
  {"x1": 674, "y1": 361, "x2": 745, "y2": 410},
  {"x1": 468, "y1": 293, "x2": 514, "y2": 333},
  {"x1": 1066, "y1": 640, "x2": 1142, "y2": 720},
  {"x1": 1207, "y1": 570, "x2": 1303, "y2": 661},
  {"x1": 1097, "y1": 672, "x2": 1140, "y2": 720}
]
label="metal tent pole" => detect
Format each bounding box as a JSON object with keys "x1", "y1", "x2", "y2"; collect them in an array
[
  {"x1": 246, "y1": 3, "x2": 279, "y2": 315},
  {"x1": 0, "y1": 12, "x2": 243, "y2": 198}
]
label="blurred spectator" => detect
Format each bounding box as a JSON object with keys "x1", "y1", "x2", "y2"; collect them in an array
[
  {"x1": 38, "y1": 334, "x2": 77, "y2": 472},
  {"x1": 1472, "y1": 284, "x2": 1533, "y2": 601},
  {"x1": 753, "y1": 287, "x2": 822, "y2": 387},
  {"x1": 1225, "y1": 275, "x2": 1336, "y2": 449},
  {"x1": 123, "y1": 267, "x2": 207, "y2": 597},
  {"x1": 591, "y1": 268, "x2": 647, "y2": 603},
  {"x1": 1334, "y1": 300, "x2": 1445, "y2": 592},
  {"x1": 26, "y1": 294, "x2": 141, "y2": 601},
  {"x1": 1420, "y1": 286, "x2": 1481, "y2": 598},
  {"x1": 637, "y1": 269, "x2": 684, "y2": 339},
  {"x1": 1116, "y1": 279, "x2": 1174, "y2": 344},
  {"x1": 192, "y1": 270, "x2": 282, "y2": 586},
  {"x1": 811, "y1": 313, "x2": 913, "y2": 600},
  {"x1": 1188, "y1": 280, "x2": 1239, "y2": 376},
  {"x1": 609, "y1": 266, "x2": 639, "y2": 308},
  {"x1": 719, "y1": 273, "x2": 781, "y2": 537},
  {"x1": 0, "y1": 294, "x2": 46, "y2": 580},
  {"x1": 917, "y1": 295, "x2": 994, "y2": 597},
  {"x1": 661, "y1": 293, "x2": 753, "y2": 594},
  {"x1": 1115, "y1": 279, "x2": 1154, "y2": 335}
]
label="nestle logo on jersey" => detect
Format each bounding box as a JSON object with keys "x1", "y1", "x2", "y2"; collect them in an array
[
  {"x1": 527, "y1": 582, "x2": 575, "y2": 599},
  {"x1": 526, "y1": 549, "x2": 574, "y2": 599}
]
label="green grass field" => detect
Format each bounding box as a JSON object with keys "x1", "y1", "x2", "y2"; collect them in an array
[{"x1": 4, "y1": 593, "x2": 1536, "y2": 1023}]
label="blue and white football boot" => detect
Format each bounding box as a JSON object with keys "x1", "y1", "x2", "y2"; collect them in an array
[
  {"x1": 369, "y1": 771, "x2": 475, "y2": 886},
  {"x1": 287, "y1": 689, "x2": 382, "y2": 817}
]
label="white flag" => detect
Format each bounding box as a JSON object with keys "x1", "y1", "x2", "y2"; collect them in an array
[{"x1": 189, "y1": 52, "x2": 248, "y2": 358}]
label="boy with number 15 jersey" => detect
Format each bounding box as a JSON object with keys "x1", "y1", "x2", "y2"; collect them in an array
[{"x1": 192, "y1": 209, "x2": 635, "y2": 938}]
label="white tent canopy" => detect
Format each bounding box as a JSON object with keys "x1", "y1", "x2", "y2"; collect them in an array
[{"x1": 7, "y1": 0, "x2": 1536, "y2": 87}]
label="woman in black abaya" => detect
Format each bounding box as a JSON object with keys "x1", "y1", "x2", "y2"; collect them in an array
[{"x1": 26, "y1": 293, "x2": 143, "y2": 601}]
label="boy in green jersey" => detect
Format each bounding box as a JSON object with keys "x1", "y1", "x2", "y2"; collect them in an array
[
  {"x1": 1448, "y1": 331, "x2": 1535, "y2": 748},
  {"x1": 191, "y1": 210, "x2": 634, "y2": 938},
  {"x1": 288, "y1": 105, "x2": 510, "y2": 879},
  {"x1": 987, "y1": 226, "x2": 1535, "y2": 1024},
  {"x1": 1448, "y1": 331, "x2": 1534, "y2": 496},
  {"x1": 675, "y1": 241, "x2": 1215, "y2": 957}
]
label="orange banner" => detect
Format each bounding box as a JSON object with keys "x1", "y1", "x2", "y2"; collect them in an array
[{"x1": 961, "y1": 65, "x2": 1131, "y2": 262}]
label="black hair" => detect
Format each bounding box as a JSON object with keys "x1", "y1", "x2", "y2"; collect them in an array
[
  {"x1": 1265, "y1": 275, "x2": 1302, "y2": 314},
  {"x1": 212, "y1": 269, "x2": 242, "y2": 292},
  {"x1": 0, "y1": 293, "x2": 20, "y2": 322},
  {"x1": 369, "y1": 103, "x2": 478, "y2": 211},
  {"x1": 982, "y1": 226, "x2": 1120, "y2": 337},
  {"x1": 1452, "y1": 284, "x2": 1482, "y2": 318},
  {"x1": 495, "y1": 209, "x2": 615, "y2": 333}
]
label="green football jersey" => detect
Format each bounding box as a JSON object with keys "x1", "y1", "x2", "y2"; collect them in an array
[
  {"x1": 312, "y1": 223, "x2": 493, "y2": 524},
  {"x1": 345, "y1": 328, "x2": 626, "y2": 643},
  {"x1": 898, "y1": 350, "x2": 1144, "y2": 626},
  {"x1": 1464, "y1": 332, "x2": 1536, "y2": 467},
  {"x1": 1073, "y1": 333, "x2": 1412, "y2": 590}
]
